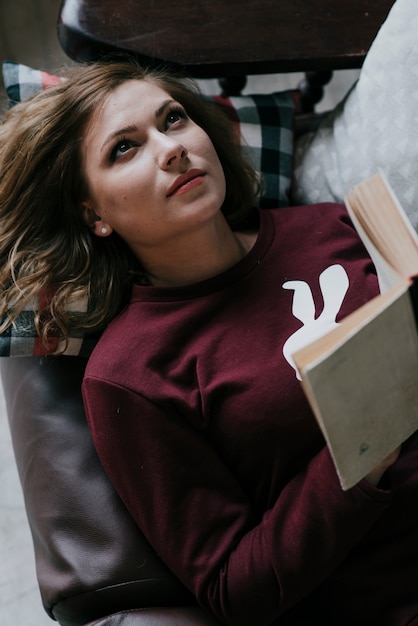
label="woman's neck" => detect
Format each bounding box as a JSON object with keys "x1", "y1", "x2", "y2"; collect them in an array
[{"x1": 140, "y1": 216, "x2": 257, "y2": 288}]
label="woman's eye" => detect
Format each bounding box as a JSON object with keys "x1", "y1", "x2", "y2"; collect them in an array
[
  {"x1": 166, "y1": 108, "x2": 187, "y2": 128},
  {"x1": 111, "y1": 139, "x2": 135, "y2": 161}
]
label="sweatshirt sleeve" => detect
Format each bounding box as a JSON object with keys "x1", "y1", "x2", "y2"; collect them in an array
[{"x1": 82, "y1": 376, "x2": 391, "y2": 626}]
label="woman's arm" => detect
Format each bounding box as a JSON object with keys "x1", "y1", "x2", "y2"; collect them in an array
[{"x1": 82, "y1": 377, "x2": 391, "y2": 626}]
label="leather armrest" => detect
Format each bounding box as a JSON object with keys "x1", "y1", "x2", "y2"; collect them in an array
[
  {"x1": 84, "y1": 607, "x2": 221, "y2": 625},
  {"x1": 1, "y1": 356, "x2": 217, "y2": 626}
]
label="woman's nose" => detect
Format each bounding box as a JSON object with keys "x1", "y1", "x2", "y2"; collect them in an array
[{"x1": 156, "y1": 134, "x2": 188, "y2": 169}]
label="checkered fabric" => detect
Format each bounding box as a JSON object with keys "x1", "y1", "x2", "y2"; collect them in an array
[
  {"x1": 0, "y1": 294, "x2": 101, "y2": 358},
  {"x1": 3, "y1": 61, "x2": 64, "y2": 105},
  {"x1": 210, "y1": 93, "x2": 297, "y2": 209},
  {"x1": 0, "y1": 317, "x2": 100, "y2": 358},
  {"x1": 1, "y1": 62, "x2": 297, "y2": 356}
]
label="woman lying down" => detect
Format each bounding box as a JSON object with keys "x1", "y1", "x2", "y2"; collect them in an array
[{"x1": 0, "y1": 57, "x2": 417, "y2": 625}]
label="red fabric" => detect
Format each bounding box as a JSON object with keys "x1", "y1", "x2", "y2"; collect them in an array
[
  {"x1": 33, "y1": 287, "x2": 60, "y2": 355},
  {"x1": 83, "y1": 205, "x2": 418, "y2": 625},
  {"x1": 40, "y1": 70, "x2": 63, "y2": 89}
]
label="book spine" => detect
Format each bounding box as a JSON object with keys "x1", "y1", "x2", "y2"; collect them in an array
[{"x1": 408, "y1": 275, "x2": 418, "y2": 334}]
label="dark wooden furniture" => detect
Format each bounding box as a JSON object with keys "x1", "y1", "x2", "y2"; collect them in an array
[{"x1": 57, "y1": 0, "x2": 395, "y2": 106}]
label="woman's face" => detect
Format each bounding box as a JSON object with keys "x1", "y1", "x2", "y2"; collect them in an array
[{"x1": 82, "y1": 79, "x2": 226, "y2": 256}]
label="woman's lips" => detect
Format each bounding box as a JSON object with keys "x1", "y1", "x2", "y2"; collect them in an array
[{"x1": 167, "y1": 169, "x2": 205, "y2": 197}]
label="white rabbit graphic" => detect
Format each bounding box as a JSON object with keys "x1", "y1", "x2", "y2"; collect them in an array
[{"x1": 282, "y1": 264, "x2": 349, "y2": 380}]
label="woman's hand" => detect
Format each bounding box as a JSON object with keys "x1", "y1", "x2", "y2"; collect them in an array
[{"x1": 364, "y1": 446, "x2": 401, "y2": 487}]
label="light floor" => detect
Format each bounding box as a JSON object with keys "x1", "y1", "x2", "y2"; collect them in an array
[{"x1": 0, "y1": 1, "x2": 358, "y2": 624}]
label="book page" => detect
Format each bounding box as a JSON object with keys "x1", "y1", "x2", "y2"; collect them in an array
[{"x1": 345, "y1": 171, "x2": 418, "y2": 292}]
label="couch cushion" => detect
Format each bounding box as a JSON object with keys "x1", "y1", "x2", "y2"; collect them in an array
[
  {"x1": 84, "y1": 606, "x2": 221, "y2": 625},
  {"x1": 292, "y1": 0, "x2": 418, "y2": 231},
  {"x1": 1, "y1": 356, "x2": 194, "y2": 626}
]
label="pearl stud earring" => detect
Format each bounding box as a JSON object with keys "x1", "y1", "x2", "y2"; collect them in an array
[{"x1": 101, "y1": 227, "x2": 107, "y2": 234}]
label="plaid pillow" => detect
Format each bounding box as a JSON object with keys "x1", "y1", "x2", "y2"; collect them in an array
[
  {"x1": 2, "y1": 62, "x2": 297, "y2": 208},
  {"x1": 3, "y1": 62, "x2": 65, "y2": 105},
  {"x1": 209, "y1": 93, "x2": 296, "y2": 209},
  {"x1": 0, "y1": 293, "x2": 101, "y2": 358},
  {"x1": 1, "y1": 62, "x2": 297, "y2": 356}
]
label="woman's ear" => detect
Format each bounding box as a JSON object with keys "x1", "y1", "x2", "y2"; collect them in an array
[{"x1": 82, "y1": 202, "x2": 113, "y2": 237}]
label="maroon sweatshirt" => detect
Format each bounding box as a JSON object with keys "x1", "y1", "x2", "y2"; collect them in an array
[{"x1": 83, "y1": 204, "x2": 418, "y2": 626}]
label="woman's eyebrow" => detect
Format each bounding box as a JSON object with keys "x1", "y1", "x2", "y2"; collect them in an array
[
  {"x1": 155, "y1": 99, "x2": 176, "y2": 118},
  {"x1": 101, "y1": 124, "x2": 138, "y2": 152},
  {"x1": 100, "y1": 100, "x2": 176, "y2": 152}
]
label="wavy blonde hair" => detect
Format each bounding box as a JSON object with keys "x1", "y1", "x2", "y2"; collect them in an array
[{"x1": 0, "y1": 57, "x2": 258, "y2": 351}]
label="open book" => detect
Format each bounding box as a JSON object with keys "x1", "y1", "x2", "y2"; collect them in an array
[{"x1": 292, "y1": 171, "x2": 418, "y2": 490}]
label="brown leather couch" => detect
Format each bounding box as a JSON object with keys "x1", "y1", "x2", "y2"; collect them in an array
[{"x1": 1, "y1": 356, "x2": 221, "y2": 625}]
